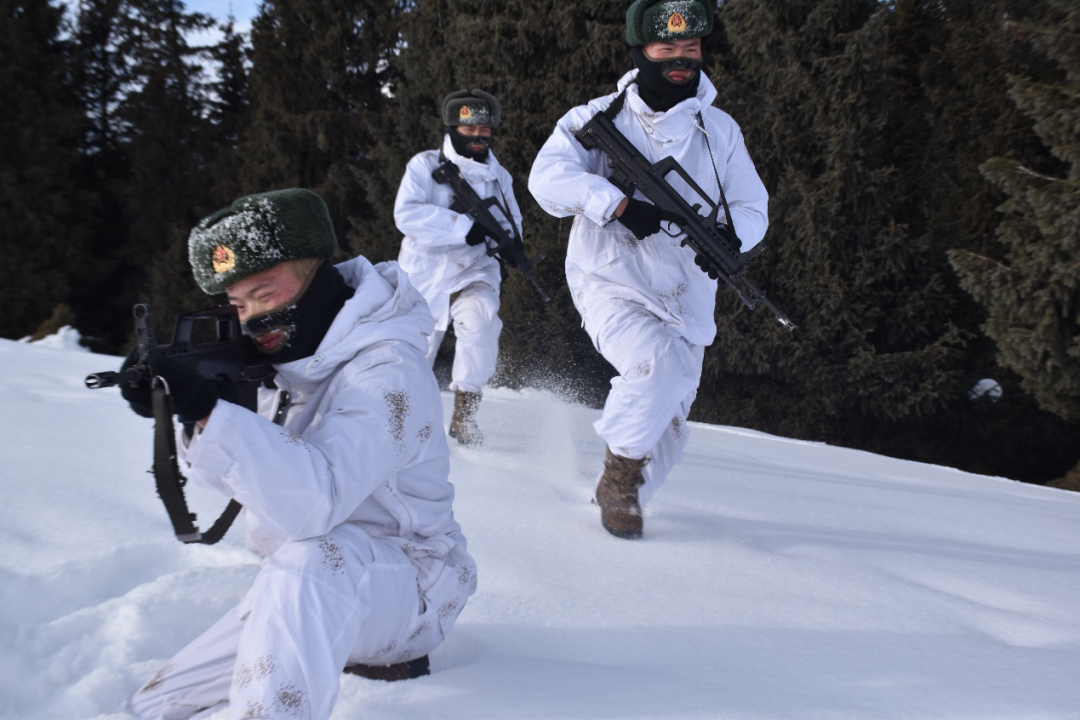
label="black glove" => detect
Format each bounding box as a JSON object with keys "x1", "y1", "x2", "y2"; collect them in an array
[
  {"x1": 616, "y1": 199, "x2": 685, "y2": 240},
  {"x1": 118, "y1": 346, "x2": 153, "y2": 418},
  {"x1": 693, "y1": 225, "x2": 743, "y2": 279},
  {"x1": 716, "y1": 223, "x2": 742, "y2": 253},
  {"x1": 465, "y1": 222, "x2": 488, "y2": 247},
  {"x1": 449, "y1": 198, "x2": 466, "y2": 215},
  {"x1": 693, "y1": 252, "x2": 718, "y2": 279},
  {"x1": 149, "y1": 355, "x2": 219, "y2": 424}
]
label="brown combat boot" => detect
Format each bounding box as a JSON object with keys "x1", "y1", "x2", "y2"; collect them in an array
[
  {"x1": 448, "y1": 390, "x2": 483, "y2": 446},
  {"x1": 595, "y1": 447, "x2": 647, "y2": 539}
]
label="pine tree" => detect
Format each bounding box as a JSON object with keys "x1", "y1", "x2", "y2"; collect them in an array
[
  {"x1": 237, "y1": 0, "x2": 403, "y2": 263},
  {"x1": 204, "y1": 16, "x2": 251, "y2": 204},
  {"x1": 68, "y1": 0, "x2": 219, "y2": 348},
  {"x1": 700, "y1": 0, "x2": 1080, "y2": 481},
  {"x1": 702, "y1": 0, "x2": 967, "y2": 439},
  {"x1": 950, "y1": 1, "x2": 1080, "y2": 423},
  {"x1": 114, "y1": 0, "x2": 216, "y2": 304},
  {"x1": 892, "y1": 0, "x2": 1080, "y2": 480},
  {"x1": 0, "y1": 0, "x2": 92, "y2": 339},
  {"x1": 68, "y1": 0, "x2": 130, "y2": 346},
  {"x1": 145, "y1": 14, "x2": 256, "y2": 334},
  {"x1": 72, "y1": 0, "x2": 127, "y2": 165}
]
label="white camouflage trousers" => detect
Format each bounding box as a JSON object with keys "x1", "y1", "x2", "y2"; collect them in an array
[
  {"x1": 424, "y1": 281, "x2": 502, "y2": 393},
  {"x1": 589, "y1": 300, "x2": 705, "y2": 506},
  {"x1": 130, "y1": 524, "x2": 473, "y2": 720}
]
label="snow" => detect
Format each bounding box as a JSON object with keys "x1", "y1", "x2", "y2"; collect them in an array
[
  {"x1": 18, "y1": 325, "x2": 91, "y2": 352},
  {"x1": 969, "y1": 378, "x2": 1004, "y2": 401},
  {"x1": 3, "y1": 331, "x2": 1080, "y2": 719}
]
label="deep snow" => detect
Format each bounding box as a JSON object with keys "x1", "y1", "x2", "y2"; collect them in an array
[{"x1": 2, "y1": 331, "x2": 1079, "y2": 719}]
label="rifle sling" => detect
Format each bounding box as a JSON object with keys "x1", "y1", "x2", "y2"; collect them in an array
[{"x1": 151, "y1": 384, "x2": 241, "y2": 544}]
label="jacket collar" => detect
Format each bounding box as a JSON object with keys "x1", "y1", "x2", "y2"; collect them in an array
[
  {"x1": 441, "y1": 133, "x2": 499, "y2": 182},
  {"x1": 616, "y1": 69, "x2": 718, "y2": 143}
]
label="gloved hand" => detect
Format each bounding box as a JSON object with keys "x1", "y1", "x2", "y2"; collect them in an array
[
  {"x1": 716, "y1": 223, "x2": 742, "y2": 253},
  {"x1": 465, "y1": 222, "x2": 489, "y2": 247},
  {"x1": 449, "y1": 198, "x2": 466, "y2": 215},
  {"x1": 149, "y1": 355, "x2": 219, "y2": 424},
  {"x1": 693, "y1": 225, "x2": 743, "y2": 280},
  {"x1": 118, "y1": 346, "x2": 153, "y2": 419},
  {"x1": 617, "y1": 199, "x2": 685, "y2": 240},
  {"x1": 693, "y1": 252, "x2": 718, "y2": 279}
]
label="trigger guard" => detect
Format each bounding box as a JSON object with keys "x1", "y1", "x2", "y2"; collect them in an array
[{"x1": 660, "y1": 221, "x2": 681, "y2": 238}]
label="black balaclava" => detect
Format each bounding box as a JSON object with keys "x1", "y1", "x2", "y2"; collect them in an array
[
  {"x1": 449, "y1": 128, "x2": 492, "y2": 163},
  {"x1": 240, "y1": 261, "x2": 355, "y2": 365},
  {"x1": 631, "y1": 45, "x2": 702, "y2": 113}
]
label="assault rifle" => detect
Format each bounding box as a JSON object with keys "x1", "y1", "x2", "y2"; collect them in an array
[
  {"x1": 86, "y1": 303, "x2": 275, "y2": 544},
  {"x1": 575, "y1": 104, "x2": 796, "y2": 331},
  {"x1": 432, "y1": 161, "x2": 551, "y2": 302}
]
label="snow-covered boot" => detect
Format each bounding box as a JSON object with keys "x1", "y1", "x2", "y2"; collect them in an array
[
  {"x1": 595, "y1": 447, "x2": 647, "y2": 539},
  {"x1": 448, "y1": 390, "x2": 483, "y2": 446}
]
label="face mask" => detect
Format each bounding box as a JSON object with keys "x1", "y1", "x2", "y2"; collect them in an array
[
  {"x1": 241, "y1": 304, "x2": 299, "y2": 355},
  {"x1": 241, "y1": 262, "x2": 354, "y2": 364},
  {"x1": 631, "y1": 46, "x2": 702, "y2": 112},
  {"x1": 449, "y1": 129, "x2": 492, "y2": 162}
]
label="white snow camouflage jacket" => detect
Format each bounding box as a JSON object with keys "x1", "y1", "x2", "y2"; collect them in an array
[
  {"x1": 394, "y1": 134, "x2": 524, "y2": 332},
  {"x1": 178, "y1": 256, "x2": 472, "y2": 588},
  {"x1": 528, "y1": 70, "x2": 769, "y2": 347}
]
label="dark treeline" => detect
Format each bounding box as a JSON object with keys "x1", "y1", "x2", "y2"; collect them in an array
[{"x1": 2, "y1": 0, "x2": 1077, "y2": 486}]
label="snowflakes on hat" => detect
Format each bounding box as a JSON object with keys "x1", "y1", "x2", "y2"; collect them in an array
[
  {"x1": 458, "y1": 104, "x2": 493, "y2": 125},
  {"x1": 646, "y1": 0, "x2": 709, "y2": 40},
  {"x1": 190, "y1": 197, "x2": 288, "y2": 292}
]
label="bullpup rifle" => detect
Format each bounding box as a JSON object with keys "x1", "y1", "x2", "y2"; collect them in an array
[
  {"x1": 86, "y1": 303, "x2": 275, "y2": 543},
  {"x1": 575, "y1": 99, "x2": 796, "y2": 331},
  {"x1": 432, "y1": 160, "x2": 551, "y2": 302}
]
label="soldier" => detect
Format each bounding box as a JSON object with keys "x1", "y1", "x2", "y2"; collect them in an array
[
  {"x1": 529, "y1": 0, "x2": 769, "y2": 538},
  {"x1": 123, "y1": 188, "x2": 476, "y2": 719},
  {"x1": 394, "y1": 89, "x2": 525, "y2": 446}
]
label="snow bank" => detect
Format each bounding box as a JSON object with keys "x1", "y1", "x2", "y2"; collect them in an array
[{"x1": 2, "y1": 337, "x2": 1078, "y2": 719}]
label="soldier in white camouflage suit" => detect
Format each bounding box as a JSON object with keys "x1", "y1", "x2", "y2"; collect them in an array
[
  {"x1": 394, "y1": 89, "x2": 525, "y2": 446},
  {"x1": 122, "y1": 188, "x2": 476, "y2": 719},
  {"x1": 529, "y1": 0, "x2": 769, "y2": 539}
]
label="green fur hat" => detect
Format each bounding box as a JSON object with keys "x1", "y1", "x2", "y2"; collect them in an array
[
  {"x1": 442, "y1": 89, "x2": 501, "y2": 128},
  {"x1": 626, "y1": 0, "x2": 714, "y2": 46},
  {"x1": 188, "y1": 188, "x2": 337, "y2": 295}
]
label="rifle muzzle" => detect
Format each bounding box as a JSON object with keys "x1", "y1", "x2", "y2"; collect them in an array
[{"x1": 85, "y1": 368, "x2": 144, "y2": 389}]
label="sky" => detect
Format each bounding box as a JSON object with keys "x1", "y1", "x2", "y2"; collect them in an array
[
  {"x1": 58, "y1": 0, "x2": 261, "y2": 47},
  {"x1": 185, "y1": 0, "x2": 261, "y2": 29},
  {"x1": 3, "y1": 328, "x2": 1080, "y2": 719}
]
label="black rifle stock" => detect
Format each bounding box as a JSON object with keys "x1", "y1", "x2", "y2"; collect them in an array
[
  {"x1": 87, "y1": 303, "x2": 274, "y2": 543},
  {"x1": 432, "y1": 161, "x2": 551, "y2": 302},
  {"x1": 575, "y1": 111, "x2": 796, "y2": 331}
]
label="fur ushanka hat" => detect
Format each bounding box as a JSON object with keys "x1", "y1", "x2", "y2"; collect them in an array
[
  {"x1": 188, "y1": 188, "x2": 337, "y2": 295},
  {"x1": 625, "y1": 0, "x2": 714, "y2": 46},
  {"x1": 442, "y1": 89, "x2": 501, "y2": 128}
]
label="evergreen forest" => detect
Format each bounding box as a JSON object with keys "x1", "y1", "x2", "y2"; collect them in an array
[{"x1": 2, "y1": 0, "x2": 1078, "y2": 488}]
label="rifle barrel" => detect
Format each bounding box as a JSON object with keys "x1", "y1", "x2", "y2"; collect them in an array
[{"x1": 85, "y1": 368, "x2": 144, "y2": 389}]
